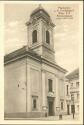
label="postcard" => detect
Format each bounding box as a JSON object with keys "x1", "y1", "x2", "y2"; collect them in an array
[{"x1": 0, "y1": 1, "x2": 83, "y2": 124}]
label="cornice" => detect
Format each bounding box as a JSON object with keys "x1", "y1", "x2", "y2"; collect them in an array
[
  {"x1": 41, "y1": 57, "x2": 67, "y2": 74},
  {"x1": 29, "y1": 42, "x2": 55, "y2": 53},
  {"x1": 4, "y1": 46, "x2": 41, "y2": 65},
  {"x1": 4, "y1": 46, "x2": 67, "y2": 74}
]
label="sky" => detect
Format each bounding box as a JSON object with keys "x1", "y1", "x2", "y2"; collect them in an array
[{"x1": 4, "y1": 3, "x2": 80, "y2": 73}]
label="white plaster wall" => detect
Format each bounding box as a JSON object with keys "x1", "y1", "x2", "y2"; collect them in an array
[
  {"x1": 42, "y1": 47, "x2": 55, "y2": 61},
  {"x1": 4, "y1": 58, "x2": 26, "y2": 113},
  {"x1": 27, "y1": 20, "x2": 42, "y2": 48},
  {"x1": 70, "y1": 78, "x2": 79, "y2": 88},
  {"x1": 30, "y1": 68, "x2": 41, "y2": 111},
  {"x1": 4, "y1": 53, "x2": 66, "y2": 115},
  {"x1": 42, "y1": 63, "x2": 63, "y2": 77},
  {"x1": 42, "y1": 21, "x2": 54, "y2": 48},
  {"x1": 59, "y1": 79, "x2": 65, "y2": 99},
  {"x1": 27, "y1": 57, "x2": 42, "y2": 112},
  {"x1": 45, "y1": 72, "x2": 56, "y2": 95},
  {"x1": 64, "y1": 80, "x2": 71, "y2": 114},
  {"x1": 42, "y1": 63, "x2": 65, "y2": 114}
]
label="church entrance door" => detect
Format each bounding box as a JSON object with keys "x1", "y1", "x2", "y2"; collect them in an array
[{"x1": 48, "y1": 97, "x2": 54, "y2": 116}]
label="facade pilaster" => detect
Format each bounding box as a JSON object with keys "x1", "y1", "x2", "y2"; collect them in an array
[
  {"x1": 27, "y1": 61, "x2": 31, "y2": 112},
  {"x1": 55, "y1": 75, "x2": 60, "y2": 113},
  {"x1": 42, "y1": 70, "x2": 47, "y2": 110}
]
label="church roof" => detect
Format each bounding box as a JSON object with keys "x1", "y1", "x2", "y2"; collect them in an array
[
  {"x1": 4, "y1": 46, "x2": 67, "y2": 74},
  {"x1": 26, "y1": 5, "x2": 55, "y2": 27},
  {"x1": 30, "y1": 4, "x2": 50, "y2": 18},
  {"x1": 4, "y1": 46, "x2": 41, "y2": 63},
  {"x1": 66, "y1": 68, "x2": 79, "y2": 79}
]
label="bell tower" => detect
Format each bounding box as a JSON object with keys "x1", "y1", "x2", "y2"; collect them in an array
[{"x1": 26, "y1": 5, "x2": 55, "y2": 61}]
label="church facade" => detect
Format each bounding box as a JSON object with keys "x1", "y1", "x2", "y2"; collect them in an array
[{"x1": 4, "y1": 5, "x2": 67, "y2": 118}]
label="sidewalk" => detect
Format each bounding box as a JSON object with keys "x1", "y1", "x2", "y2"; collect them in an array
[
  {"x1": 5, "y1": 114, "x2": 79, "y2": 121},
  {"x1": 36, "y1": 114, "x2": 79, "y2": 121}
]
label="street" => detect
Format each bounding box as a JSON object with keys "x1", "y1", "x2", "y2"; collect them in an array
[
  {"x1": 5, "y1": 114, "x2": 79, "y2": 121},
  {"x1": 27, "y1": 114, "x2": 79, "y2": 121}
]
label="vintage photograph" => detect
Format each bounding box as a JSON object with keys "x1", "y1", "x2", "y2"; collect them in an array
[{"x1": 4, "y1": 1, "x2": 83, "y2": 122}]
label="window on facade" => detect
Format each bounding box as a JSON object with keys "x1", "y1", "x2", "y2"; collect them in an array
[
  {"x1": 33, "y1": 99, "x2": 36, "y2": 109},
  {"x1": 32, "y1": 97, "x2": 37, "y2": 110},
  {"x1": 66, "y1": 85, "x2": 69, "y2": 95},
  {"x1": 61, "y1": 102, "x2": 63, "y2": 110},
  {"x1": 48, "y1": 79, "x2": 53, "y2": 92},
  {"x1": 32, "y1": 30, "x2": 37, "y2": 43},
  {"x1": 76, "y1": 82, "x2": 79, "y2": 88},
  {"x1": 77, "y1": 93, "x2": 79, "y2": 100},
  {"x1": 77, "y1": 105, "x2": 79, "y2": 111},
  {"x1": 46, "y1": 30, "x2": 50, "y2": 44},
  {"x1": 71, "y1": 94, "x2": 74, "y2": 101},
  {"x1": 71, "y1": 105, "x2": 75, "y2": 113}
]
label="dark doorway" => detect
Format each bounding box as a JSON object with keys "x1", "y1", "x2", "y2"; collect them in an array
[
  {"x1": 71, "y1": 105, "x2": 75, "y2": 114},
  {"x1": 67, "y1": 104, "x2": 70, "y2": 115},
  {"x1": 48, "y1": 101, "x2": 54, "y2": 116}
]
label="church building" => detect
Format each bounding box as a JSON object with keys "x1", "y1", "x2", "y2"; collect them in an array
[{"x1": 4, "y1": 5, "x2": 67, "y2": 118}]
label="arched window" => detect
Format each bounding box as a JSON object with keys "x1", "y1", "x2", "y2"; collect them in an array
[
  {"x1": 32, "y1": 30, "x2": 37, "y2": 43},
  {"x1": 46, "y1": 30, "x2": 50, "y2": 44}
]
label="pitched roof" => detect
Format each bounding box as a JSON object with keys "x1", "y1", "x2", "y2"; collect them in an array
[
  {"x1": 4, "y1": 46, "x2": 41, "y2": 63},
  {"x1": 4, "y1": 46, "x2": 67, "y2": 74},
  {"x1": 26, "y1": 5, "x2": 55, "y2": 28},
  {"x1": 30, "y1": 4, "x2": 50, "y2": 18},
  {"x1": 66, "y1": 68, "x2": 79, "y2": 79}
]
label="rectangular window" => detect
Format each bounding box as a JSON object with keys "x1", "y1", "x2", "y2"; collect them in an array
[
  {"x1": 48, "y1": 79, "x2": 53, "y2": 92},
  {"x1": 76, "y1": 82, "x2": 79, "y2": 88},
  {"x1": 71, "y1": 94, "x2": 74, "y2": 101},
  {"x1": 61, "y1": 102, "x2": 63, "y2": 110},
  {"x1": 77, "y1": 105, "x2": 79, "y2": 111},
  {"x1": 77, "y1": 93, "x2": 79, "y2": 100},
  {"x1": 66, "y1": 85, "x2": 69, "y2": 95},
  {"x1": 71, "y1": 105, "x2": 75, "y2": 113},
  {"x1": 32, "y1": 96, "x2": 38, "y2": 110},
  {"x1": 33, "y1": 99, "x2": 36, "y2": 109}
]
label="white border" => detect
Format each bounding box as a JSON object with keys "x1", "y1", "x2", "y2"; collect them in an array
[{"x1": 0, "y1": 1, "x2": 83, "y2": 124}]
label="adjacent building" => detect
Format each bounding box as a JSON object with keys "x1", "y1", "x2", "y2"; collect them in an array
[
  {"x1": 4, "y1": 5, "x2": 67, "y2": 118},
  {"x1": 65, "y1": 68, "x2": 79, "y2": 115}
]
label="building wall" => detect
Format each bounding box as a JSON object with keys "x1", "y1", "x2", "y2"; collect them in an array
[
  {"x1": 4, "y1": 58, "x2": 26, "y2": 113},
  {"x1": 27, "y1": 19, "x2": 55, "y2": 61},
  {"x1": 65, "y1": 77, "x2": 79, "y2": 115},
  {"x1": 4, "y1": 55, "x2": 66, "y2": 116},
  {"x1": 26, "y1": 57, "x2": 66, "y2": 115},
  {"x1": 45, "y1": 71, "x2": 56, "y2": 115},
  {"x1": 26, "y1": 57, "x2": 42, "y2": 113},
  {"x1": 42, "y1": 63, "x2": 65, "y2": 115},
  {"x1": 70, "y1": 78, "x2": 79, "y2": 114},
  {"x1": 64, "y1": 79, "x2": 71, "y2": 114}
]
